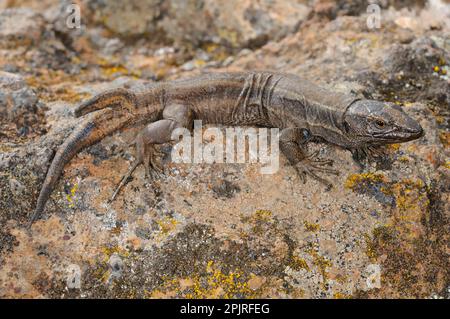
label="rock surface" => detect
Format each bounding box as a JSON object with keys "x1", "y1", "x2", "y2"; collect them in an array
[
  {"x1": 0, "y1": 0, "x2": 449, "y2": 299},
  {"x1": 0, "y1": 8, "x2": 45, "y2": 48},
  {"x1": 0, "y1": 71, "x2": 46, "y2": 138},
  {"x1": 85, "y1": 0, "x2": 311, "y2": 49}
]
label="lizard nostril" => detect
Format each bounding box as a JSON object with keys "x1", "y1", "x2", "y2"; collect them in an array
[
  {"x1": 409, "y1": 124, "x2": 424, "y2": 138},
  {"x1": 417, "y1": 126, "x2": 424, "y2": 137}
]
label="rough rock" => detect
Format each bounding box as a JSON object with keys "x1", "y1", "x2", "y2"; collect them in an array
[
  {"x1": 0, "y1": 71, "x2": 46, "y2": 136},
  {"x1": 0, "y1": 8, "x2": 46, "y2": 48},
  {"x1": 88, "y1": 0, "x2": 163, "y2": 38},
  {"x1": 378, "y1": 37, "x2": 450, "y2": 106},
  {"x1": 0, "y1": 0, "x2": 449, "y2": 299},
  {"x1": 312, "y1": 0, "x2": 426, "y2": 19},
  {"x1": 161, "y1": 0, "x2": 311, "y2": 49},
  {"x1": 86, "y1": 0, "x2": 311, "y2": 49}
]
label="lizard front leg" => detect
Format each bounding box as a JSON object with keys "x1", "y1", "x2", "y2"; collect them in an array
[
  {"x1": 280, "y1": 128, "x2": 338, "y2": 187},
  {"x1": 351, "y1": 145, "x2": 386, "y2": 163},
  {"x1": 110, "y1": 103, "x2": 193, "y2": 201}
]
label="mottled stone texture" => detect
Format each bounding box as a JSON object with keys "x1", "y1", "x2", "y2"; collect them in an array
[
  {"x1": 0, "y1": 0, "x2": 449, "y2": 298},
  {"x1": 83, "y1": 0, "x2": 311, "y2": 49},
  {"x1": 0, "y1": 8, "x2": 45, "y2": 48}
]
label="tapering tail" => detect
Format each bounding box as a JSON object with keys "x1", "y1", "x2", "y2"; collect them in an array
[
  {"x1": 74, "y1": 88, "x2": 137, "y2": 118},
  {"x1": 29, "y1": 107, "x2": 133, "y2": 227}
]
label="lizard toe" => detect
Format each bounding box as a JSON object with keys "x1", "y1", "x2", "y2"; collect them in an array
[{"x1": 295, "y1": 160, "x2": 336, "y2": 188}]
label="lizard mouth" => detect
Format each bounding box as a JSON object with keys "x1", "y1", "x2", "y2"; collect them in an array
[
  {"x1": 398, "y1": 126, "x2": 425, "y2": 141},
  {"x1": 369, "y1": 126, "x2": 424, "y2": 143}
]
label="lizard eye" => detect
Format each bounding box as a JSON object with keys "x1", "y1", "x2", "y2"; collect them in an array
[{"x1": 374, "y1": 119, "x2": 386, "y2": 128}]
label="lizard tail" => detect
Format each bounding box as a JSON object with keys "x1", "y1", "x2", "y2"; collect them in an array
[
  {"x1": 74, "y1": 88, "x2": 137, "y2": 118},
  {"x1": 29, "y1": 107, "x2": 133, "y2": 227}
]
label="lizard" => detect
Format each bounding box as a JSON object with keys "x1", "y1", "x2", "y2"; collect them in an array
[{"x1": 29, "y1": 71, "x2": 424, "y2": 226}]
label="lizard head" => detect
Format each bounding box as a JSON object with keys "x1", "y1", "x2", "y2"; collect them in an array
[{"x1": 342, "y1": 100, "x2": 424, "y2": 146}]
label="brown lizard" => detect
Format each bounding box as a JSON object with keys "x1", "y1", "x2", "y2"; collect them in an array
[{"x1": 29, "y1": 72, "x2": 424, "y2": 226}]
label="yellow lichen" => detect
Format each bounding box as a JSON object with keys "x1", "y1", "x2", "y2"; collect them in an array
[
  {"x1": 217, "y1": 29, "x2": 240, "y2": 47},
  {"x1": 333, "y1": 292, "x2": 352, "y2": 299},
  {"x1": 146, "y1": 261, "x2": 255, "y2": 299},
  {"x1": 313, "y1": 255, "x2": 332, "y2": 284},
  {"x1": 363, "y1": 177, "x2": 430, "y2": 257},
  {"x1": 435, "y1": 116, "x2": 445, "y2": 124},
  {"x1": 305, "y1": 244, "x2": 332, "y2": 288},
  {"x1": 102, "y1": 65, "x2": 128, "y2": 77},
  {"x1": 101, "y1": 245, "x2": 130, "y2": 260},
  {"x1": 56, "y1": 87, "x2": 91, "y2": 103},
  {"x1": 388, "y1": 143, "x2": 401, "y2": 151},
  {"x1": 193, "y1": 59, "x2": 206, "y2": 68},
  {"x1": 203, "y1": 42, "x2": 220, "y2": 53},
  {"x1": 202, "y1": 42, "x2": 230, "y2": 62},
  {"x1": 390, "y1": 179, "x2": 429, "y2": 230},
  {"x1": 290, "y1": 256, "x2": 310, "y2": 272},
  {"x1": 97, "y1": 57, "x2": 140, "y2": 79},
  {"x1": 66, "y1": 183, "x2": 78, "y2": 208},
  {"x1": 254, "y1": 209, "x2": 273, "y2": 222},
  {"x1": 398, "y1": 156, "x2": 410, "y2": 163},
  {"x1": 344, "y1": 172, "x2": 387, "y2": 190},
  {"x1": 156, "y1": 217, "x2": 179, "y2": 235},
  {"x1": 24, "y1": 67, "x2": 97, "y2": 103},
  {"x1": 364, "y1": 225, "x2": 396, "y2": 262},
  {"x1": 243, "y1": 210, "x2": 275, "y2": 234},
  {"x1": 303, "y1": 221, "x2": 320, "y2": 232},
  {"x1": 364, "y1": 233, "x2": 378, "y2": 261},
  {"x1": 92, "y1": 245, "x2": 130, "y2": 283},
  {"x1": 439, "y1": 131, "x2": 449, "y2": 148},
  {"x1": 443, "y1": 160, "x2": 450, "y2": 169},
  {"x1": 291, "y1": 288, "x2": 305, "y2": 298}
]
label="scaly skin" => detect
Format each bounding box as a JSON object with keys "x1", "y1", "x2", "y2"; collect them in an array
[{"x1": 30, "y1": 72, "x2": 424, "y2": 226}]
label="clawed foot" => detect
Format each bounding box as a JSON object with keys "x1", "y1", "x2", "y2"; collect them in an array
[
  {"x1": 352, "y1": 146, "x2": 386, "y2": 164},
  {"x1": 142, "y1": 145, "x2": 165, "y2": 180},
  {"x1": 294, "y1": 151, "x2": 339, "y2": 188},
  {"x1": 109, "y1": 144, "x2": 165, "y2": 202}
]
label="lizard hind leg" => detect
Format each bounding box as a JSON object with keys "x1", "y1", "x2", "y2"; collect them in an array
[
  {"x1": 109, "y1": 161, "x2": 140, "y2": 202},
  {"x1": 110, "y1": 103, "x2": 193, "y2": 201},
  {"x1": 109, "y1": 134, "x2": 158, "y2": 202}
]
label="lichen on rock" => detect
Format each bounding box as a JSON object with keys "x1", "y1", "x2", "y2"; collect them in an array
[{"x1": 0, "y1": 0, "x2": 449, "y2": 299}]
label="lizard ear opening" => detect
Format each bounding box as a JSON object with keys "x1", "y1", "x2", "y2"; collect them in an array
[
  {"x1": 343, "y1": 121, "x2": 351, "y2": 134},
  {"x1": 341, "y1": 98, "x2": 361, "y2": 135}
]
